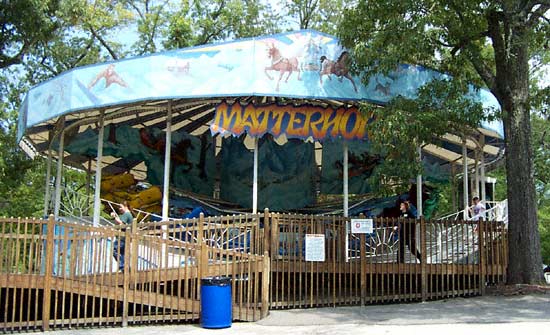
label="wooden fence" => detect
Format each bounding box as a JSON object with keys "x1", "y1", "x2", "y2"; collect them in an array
[
  {"x1": 0, "y1": 215, "x2": 269, "y2": 332},
  {"x1": 266, "y1": 213, "x2": 507, "y2": 309},
  {"x1": 0, "y1": 211, "x2": 507, "y2": 332}
]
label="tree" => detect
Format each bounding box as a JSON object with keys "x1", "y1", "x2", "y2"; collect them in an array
[
  {"x1": 121, "y1": 0, "x2": 171, "y2": 55},
  {"x1": 0, "y1": 0, "x2": 59, "y2": 68},
  {"x1": 164, "y1": 0, "x2": 282, "y2": 49},
  {"x1": 281, "y1": 0, "x2": 346, "y2": 34},
  {"x1": 339, "y1": 0, "x2": 549, "y2": 284},
  {"x1": 0, "y1": 0, "x2": 128, "y2": 218}
]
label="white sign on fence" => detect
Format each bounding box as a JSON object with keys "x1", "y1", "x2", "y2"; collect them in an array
[
  {"x1": 351, "y1": 219, "x2": 374, "y2": 234},
  {"x1": 305, "y1": 234, "x2": 325, "y2": 262}
]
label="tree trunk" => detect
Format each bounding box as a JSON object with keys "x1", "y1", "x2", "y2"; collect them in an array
[
  {"x1": 496, "y1": 22, "x2": 543, "y2": 284},
  {"x1": 504, "y1": 101, "x2": 543, "y2": 284}
]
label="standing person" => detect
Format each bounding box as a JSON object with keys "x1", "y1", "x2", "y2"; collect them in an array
[
  {"x1": 469, "y1": 196, "x2": 486, "y2": 220},
  {"x1": 111, "y1": 201, "x2": 133, "y2": 272},
  {"x1": 397, "y1": 201, "x2": 422, "y2": 263}
]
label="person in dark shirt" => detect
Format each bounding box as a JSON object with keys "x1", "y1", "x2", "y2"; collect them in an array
[
  {"x1": 111, "y1": 201, "x2": 133, "y2": 271},
  {"x1": 397, "y1": 201, "x2": 422, "y2": 263}
]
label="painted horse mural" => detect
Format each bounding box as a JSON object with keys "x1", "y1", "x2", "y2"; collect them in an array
[
  {"x1": 319, "y1": 51, "x2": 358, "y2": 92},
  {"x1": 264, "y1": 42, "x2": 302, "y2": 91}
]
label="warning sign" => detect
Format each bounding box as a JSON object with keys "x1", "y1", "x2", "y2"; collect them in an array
[
  {"x1": 351, "y1": 219, "x2": 374, "y2": 234},
  {"x1": 305, "y1": 234, "x2": 325, "y2": 262}
]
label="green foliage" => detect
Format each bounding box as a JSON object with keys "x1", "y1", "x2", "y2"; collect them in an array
[
  {"x1": 0, "y1": 0, "x2": 59, "y2": 68},
  {"x1": 122, "y1": 0, "x2": 171, "y2": 54},
  {"x1": 486, "y1": 166, "x2": 508, "y2": 202},
  {"x1": 531, "y1": 114, "x2": 550, "y2": 206},
  {"x1": 539, "y1": 206, "x2": 550, "y2": 265},
  {"x1": 282, "y1": 0, "x2": 345, "y2": 34},
  {"x1": 364, "y1": 78, "x2": 491, "y2": 195},
  {"x1": 164, "y1": 0, "x2": 282, "y2": 49}
]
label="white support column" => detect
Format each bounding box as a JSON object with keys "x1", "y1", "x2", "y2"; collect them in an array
[
  {"x1": 43, "y1": 149, "x2": 53, "y2": 218},
  {"x1": 162, "y1": 104, "x2": 173, "y2": 221},
  {"x1": 92, "y1": 111, "x2": 105, "y2": 227},
  {"x1": 416, "y1": 146, "x2": 423, "y2": 218},
  {"x1": 86, "y1": 158, "x2": 92, "y2": 208},
  {"x1": 462, "y1": 138, "x2": 469, "y2": 220},
  {"x1": 343, "y1": 141, "x2": 349, "y2": 217},
  {"x1": 480, "y1": 135, "x2": 486, "y2": 203},
  {"x1": 53, "y1": 131, "x2": 65, "y2": 220},
  {"x1": 450, "y1": 163, "x2": 457, "y2": 212},
  {"x1": 474, "y1": 150, "x2": 480, "y2": 197},
  {"x1": 252, "y1": 137, "x2": 259, "y2": 214},
  {"x1": 161, "y1": 104, "x2": 172, "y2": 268}
]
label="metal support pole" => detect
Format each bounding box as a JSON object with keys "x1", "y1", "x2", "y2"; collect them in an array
[
  {"x1": 252, "y1": 137, "x2": 259, "y2": 214},
  {"x1": 343, "y1": 141, "x2": 349, "y2": 217},
  {"x1": 43, "y1": 149, "x2": 53, "y2": 218},
  {"x1": 92, "y1": 111, "x2": 105, "y2": 227},
  {"x1": 53, "y1": 131, "x2": 65, "y2": 220},
  {"x1": 450, "y1": 163, "x2": 456, "y2": 212},
  {"x1": 86, "y1": 158, "x2": 92, "y2": 205},
  {"x1": 416, "y1": 146, "x2": 423, "y2": 218},
  {"x1": 162, "y1": 104, "x2": 172, "y2": 221},
  {"x1": 474, "y1": 150, "x2": 480, "y2": 197},
  {"x1": 480, "y1": 135, "x2": 486, "y2": 203},
  {"x1": 462, "y1": 138, "x2": 469, "y2": 220}
]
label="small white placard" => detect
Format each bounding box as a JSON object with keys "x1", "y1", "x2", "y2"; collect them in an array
[
  {"x1": 351, "y1": 219, "x2": 374, "y2": 234},
  {"x1": 305, "y1": 234, "x2": 325, "y2": 262}
]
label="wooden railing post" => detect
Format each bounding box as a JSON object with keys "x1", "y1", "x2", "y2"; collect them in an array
[
  {"x1": 358, "y1": 213, "x2": 366, "y2": 305},
  {"x1": 197, "y1": 213, "x2": 206, "y2": 306},
  {"x1": 420, "y1": 217, "x2": 427, "y2": 302},
  {"x1": 121, "y1": 224, "x2": 132, "y2": 327},
  {"x1": 270, "y1": 214, "x2": 278, "y2": 259},
  {"x1": 42, "y1": 215, "x2": 55, "y2": 331},
  {"x1": 130, "y1": 219, "x2": 138, "y2": 287},
  {"x1": 263, "y1": 209, "x2": 270, "y2": 256},
  {"x1": 360, "y1": 234, "x2": 366, "y2": 305},
  {"x1": 478, "y1": 220, "x2": 486, "y2": 295},
  {"x1": 261, "y1": 251, "x2": 270, "y2": 318}
]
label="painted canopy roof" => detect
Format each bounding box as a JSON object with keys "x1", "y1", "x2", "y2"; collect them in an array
[{"x1": 18, "y1": 29, "x2": 503, "y2": 143}]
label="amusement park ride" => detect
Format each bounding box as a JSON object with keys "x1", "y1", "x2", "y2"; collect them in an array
[{"x1": 3, "y1": 30, "x2": 508, "y2": 331}]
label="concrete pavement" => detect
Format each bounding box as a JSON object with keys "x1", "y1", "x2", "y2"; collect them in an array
[{"x1": 53, "y1": 294, "x2": 550, "y2": 334}]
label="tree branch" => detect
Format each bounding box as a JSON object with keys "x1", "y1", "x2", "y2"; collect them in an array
[
  {"x1": 127, "y1": 1, "x2": 145, "y2": 21},
  {"x1": 88, "y1": 26, "x2": 118, "y2": 60},
  {"x1": 0, "y1": 41, "x2": 29, "y2": 69},
  {"x1": 70, "y1": 39, "x2": 95, "y2": 68},
  {"x1": 526, "y1": 4, "x2": 550, "y2": 26}
]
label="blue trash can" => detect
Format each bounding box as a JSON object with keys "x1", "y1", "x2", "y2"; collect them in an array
[{"x1": 200, "y1": 276, "x2": 232, "y2": 328}]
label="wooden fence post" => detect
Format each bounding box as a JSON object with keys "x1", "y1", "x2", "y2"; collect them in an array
[
  {"x1": 42, "y1": 215, "x2": 55, "y2": 331},
  {"x1": 270, "y1": 214, "x2": 278, "y2": 259},
  {"x1": 261, "y1": 251, "x2": 270, "y2": 318},
  {"x1": 197, "y1": 214, "x2": 206, "y2": 306},
  {"x1": 420, "y1": 217, "x2": 427, "y2": 302},
  {"x1": 478, "y1": 220, "x2": 486, "y2": 295},
  {"x1": 360, "y1": 234, "x2": 366, "y2": 305},
  {"x1": 122, "y1": 225, "x2": 131, "y2": 327},
  {"x1": 263, "y1": 209, "x2": 270, "y2": 256}
]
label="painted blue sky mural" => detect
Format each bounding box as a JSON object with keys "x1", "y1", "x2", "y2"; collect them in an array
[{"x1": 18, "y1": 30, "x2": 503, "y2": 141}]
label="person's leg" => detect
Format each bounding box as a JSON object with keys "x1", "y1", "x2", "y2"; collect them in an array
[
  {"x1": 408, "y1": 225, "x2": 422, "y2": 262},
  {"x1": 398, "y1": 223, "x2": 405, "y2": 263},
  {"x1": 118, "y1": 239, "x2": 126, "y2": 271},
  {"x1": 113, "y1": 239, "x2": 120, "y2": 269}
]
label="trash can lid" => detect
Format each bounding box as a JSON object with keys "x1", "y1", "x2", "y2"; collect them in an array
[{"x1": 201, "y1": 276, "x2": 232, "y2": 286}]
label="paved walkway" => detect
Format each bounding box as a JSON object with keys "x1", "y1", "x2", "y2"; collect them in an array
[{"x1": 54, "y1": 294, "x2": 550, "y2": 334}]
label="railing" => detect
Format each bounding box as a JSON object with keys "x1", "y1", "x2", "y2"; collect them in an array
[
  {"x1": 437, "y1": 200, "x2": 508, "y2": 224},
  {"x1": 0, "y1": 211, "x2": 507, "y2": 332},
  {"x1": 45, "y1": 185, "x2": 169, "y2": 226},
  {"x1": 266, "y1": 213, "x2": 507, "y2": 309},
  {"x1": 136, "y1": 211, "x2": 266, "y2": 255},
  {"x1": 0, "y1": 215, "x2": 269, "y2": 331}
]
